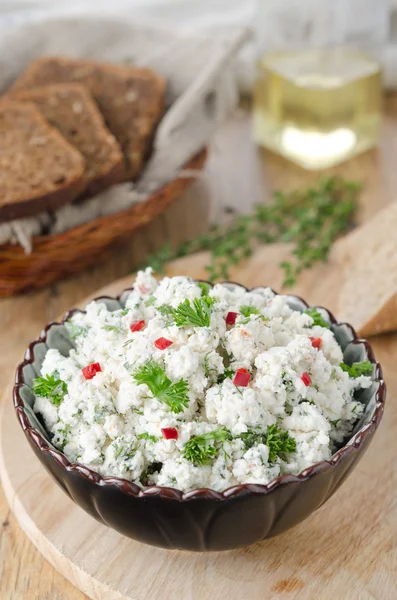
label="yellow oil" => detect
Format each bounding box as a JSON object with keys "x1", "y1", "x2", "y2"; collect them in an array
[{"x1": 253, "y1": 48, "x2": 382, "y2": 169}]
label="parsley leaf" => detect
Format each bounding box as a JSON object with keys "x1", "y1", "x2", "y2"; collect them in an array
[
  {"x1": 33, "y1": 374, "x2": 68, "y2": 406},
  {"x1": 340, "y1": 360, "x2": 373, "y2": 378},
  {"x1": 183, "y1": 427, "x2": 232, "y2": 466},
  {"x1": 265, "y1": 425, "x2": 296, "y2": 462},
  {"x1": 238, "y1": 430, "x2": 266, "y2": 450},
  {"x1": 158, "y1": 296, "x2": 214, "y2": 328},
  {"x1": 239, "y1": 305, "x2": 268, "y2": 324},
  {"x1": 304, "y1": 308, "x2": 330, "y2": 329},
  {"x1": 239, "y1": 425, "x2": 296, "y2": 463},
  {"x1": 133, "y1": 360, "x2": 189, "y2": 413},
  {"x1": 217, "y1": 368, "x2": 234, "y2": 384},
  {"x1": 198, "y1": 281, "x2": 211, "y2": 297},
  {"x1": 240, "y1": 305, "x2": 260, "y2": 318}
]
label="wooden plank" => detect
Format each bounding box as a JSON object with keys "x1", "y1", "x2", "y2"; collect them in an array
[
  {"x1": 0, "y1": 99, "x2": 396, "y2": 598},
  {"x1": 0, "y1": 253, "x2": 396, "y2": 600}
]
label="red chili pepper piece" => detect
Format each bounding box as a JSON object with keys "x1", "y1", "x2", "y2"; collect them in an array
[
  {"x1": 82, "y1": 362, "x2": 102, "y2": 380},
  {"x1": 226, "y1": 311, "x2": 238, "y2": 325},
  {"x1": 309, "y1": 337, "x2": 322, "y2": 349},
  {"x1": 154, "y1": 337, "x2": 173, "y2": 350},
  {"x1": 130, "y1": 320, "x2": 146, "y2": 333},
  {"x1": 233, "y1": 368, "x2": 251, "y2": 387},
  {"x1": 301, "y1": 372, "x2": 312, "y2": 386},
  {"x1": 161, "y1": 427, "x2": 178, "y2": 440}
]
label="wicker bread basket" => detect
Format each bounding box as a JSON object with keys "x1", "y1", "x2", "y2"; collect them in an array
[
  {"x1": 0, "y1": 16, "x2": 248, "y2": 296},
  {"x1": 0, "y1": 150, "x2": 206, "y2": 296},
  {"x1": 0, "y1": 16, "x2": 248, "y2": 295}
]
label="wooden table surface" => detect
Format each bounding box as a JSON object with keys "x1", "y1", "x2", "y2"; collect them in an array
[{"x1": 1, "y1": 98, "x2": 396, "y2": 599}]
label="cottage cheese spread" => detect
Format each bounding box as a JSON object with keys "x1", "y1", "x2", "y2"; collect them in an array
[{"x1": 33, "y1": 269, "x2": 372, "y2": 492}]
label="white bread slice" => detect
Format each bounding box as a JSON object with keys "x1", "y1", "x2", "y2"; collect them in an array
[{"x1": 337, "y1": 202, "x2": 397, "y2": 336}]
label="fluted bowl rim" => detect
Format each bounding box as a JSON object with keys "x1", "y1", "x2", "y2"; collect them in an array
[{"x1": 13, "y1": 281, "x2": 386, "y2": 502}]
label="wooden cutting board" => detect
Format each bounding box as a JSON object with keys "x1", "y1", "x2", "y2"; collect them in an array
[{"x1": 1, "y1": 250, "x2": 397, "y2": 600}]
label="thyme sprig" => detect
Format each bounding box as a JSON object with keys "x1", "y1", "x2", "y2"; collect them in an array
[{"x1": 145, "y1": 177, "x2": 360, "y2": 287}]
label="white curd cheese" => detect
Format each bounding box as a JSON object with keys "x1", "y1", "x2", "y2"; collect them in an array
[{"x1": 32, "y1": 269, "x2": 372, "y2": 492}]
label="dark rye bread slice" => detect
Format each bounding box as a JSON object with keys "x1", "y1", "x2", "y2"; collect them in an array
[
  {"x1": 0, "y1": 102, "x2": 85, "y2": 222},
  {"x1": 9, "y1": 57, "x2": 167, "y2": 180},
  {"x1": 13, "y1": 83, "x2": 124, "y2": 196}
]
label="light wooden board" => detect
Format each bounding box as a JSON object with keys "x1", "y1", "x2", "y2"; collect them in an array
[
  {"x1": 2, "y1": 95, "x2": 397, "y2": 598},
  {"x1": 1, "y1": 252, "x2": 397, "y2": 600}
]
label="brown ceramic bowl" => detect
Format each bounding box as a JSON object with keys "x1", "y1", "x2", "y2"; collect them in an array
[{"x1": 13, "y1": 282, "x2": 386, "y2": 551}]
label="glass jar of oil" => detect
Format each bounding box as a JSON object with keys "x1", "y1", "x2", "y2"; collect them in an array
[{"x1": 252, "y1": 1, "x2": 388, "y2": 169}]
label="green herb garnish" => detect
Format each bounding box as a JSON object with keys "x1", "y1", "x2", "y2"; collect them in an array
[
  {"x1": 137, "y1": 432, "x2": 160, "y2": 443},
  {"x1": 265, "y1": 425, "x2": 296, "y2": 462},
  {"x1": 145, "y1": 177, "x2": 359, "y2": 287},
  {"x1": 183, "y1": 427, "x2": 232, "y2": 466},
  {"x1": 240, "y1": 305, "x2": 260, "y2": 318},
  {"x1": 112, "y1": 441, "x2": 136, "y2": 461},
  {"x1": 103, "y1": 324, "x2": 123, "y2": 333},
  {"x1": 65, "y1": 320, "x2": 88, "y2": 340},
  {"x1": 198, "y1": 281, "x2": 211, "y2": 297},
  {"x1": 203, "y1": 352, "x2": 217, "y2": 379},
  {"x1": 144, "y1": 295, "x2": 156, "y2": 307},
  {"x1": 304, "y1": 307, "x2": 330, "y2": 329},
  {"x1": 217, "y1": 368, "x2": 234, "y2": 384},
  {"x1": 239, "y1": 425, "x2": 296, "y2": 463},
  {"x1": 93, "y1": 405, "x2": 107, "y2": 424},
  {"x1": 239, "y1": 305, "x2": 268, "y2": 324},
  {"x1": 56, "y1": 423, "x2": 71, "y2": 451},
  {"x1": 33, "y1": 374, "x2": 67, "y2": 406},
  {"x1": 133, "y1": 360, "x2": 189, "y2": 413},
  {"x1": 340, "y1": 360, "x2": 373, "y2": 378},
  {"x1": 158, "y1": 296, "x2": 214, "y2": 328}
]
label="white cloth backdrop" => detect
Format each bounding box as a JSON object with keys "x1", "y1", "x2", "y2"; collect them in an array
[
  {"x1": 1, "y1": 0, "x2": 397, "y2": 250},
  {"x1": 2, "y1": 0, "x2": 397, "y2": 90}
]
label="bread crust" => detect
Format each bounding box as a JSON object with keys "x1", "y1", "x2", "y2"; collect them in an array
[
  {"x1": 8, "y1": 57, "x2": 167, "y2": 180},
  {"x1": 12, "y1": 83, "x2": 125, "y2": 196},
  {"x1": 0, "y1": 102, "x2": 85, "y2": 222},
  {"x1": 337, "y1": 202, "x2": 397, "y2": 337}
]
